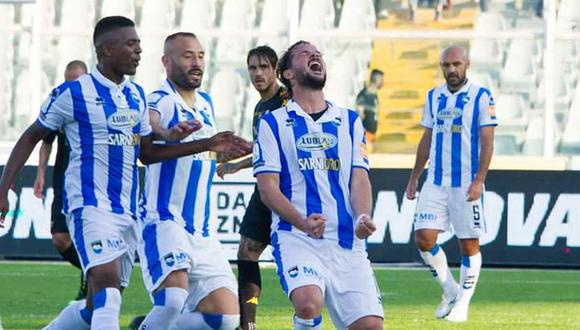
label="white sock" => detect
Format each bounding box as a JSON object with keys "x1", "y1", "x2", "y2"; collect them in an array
[
  {"x1": 139, "y1": 287, "x2": 189, "y2": 330},
  {"x1": 293, "y1": 315, "x2": 322, "y2": 330},
  {"x1": 169, "y1": 312, "x2": 239, "y2": 330},
  {"x1": 459, "y1": 252, "x2": 482, "y2": 303},
  {"x1": 419, "y1": 245, "x2": 458, "y2": 298},
  {"x1": 91, "y1": 288, "x2": 121, "y2": 330},
  {"x1": 42, "y1": 299, "x2": 90, "y2": 330}
]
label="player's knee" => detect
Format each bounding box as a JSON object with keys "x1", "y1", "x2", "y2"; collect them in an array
[
  {"x1": 51, "y1": 233, "x2": 72, "y2": 252},
  {"x1": 88, "y1": 263, "x2": 121, "y2": 291},
  {"x1": 237, "y1": 237, "x2": 264, "y2": 262},
  {"x1": 349, "y1": 316, "x2": 383, "y2": 330},
  {"x1": 292, "y1": 291, "x2": 323, "y2": 319},
  {"x1": 414, "y1": 232, "x2": 436, "y2": 252}
]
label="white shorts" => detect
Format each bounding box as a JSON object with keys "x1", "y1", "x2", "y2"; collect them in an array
[
  {"x1": 271, "y1": 231, "x2": 384, "y2": 329},
  {"x1": 67, "y1": 206, "x2": 137, "y2": 287},
  {"x1": 414, "y1": 183, "x2": 486, "y2": 239},
  {"x1": 138, "y1": 220, "x2": 237, "y2": 310}
]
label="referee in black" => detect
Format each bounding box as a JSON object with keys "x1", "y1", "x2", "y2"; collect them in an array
[{"x1": 217, "y1": 46, "x2": 288, "y2": 330}]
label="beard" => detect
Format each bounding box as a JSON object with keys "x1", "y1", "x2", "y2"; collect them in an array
[
  {"x1": 445, "y1": 72, "x2": 466, "y2": 89},
  {"x1": 171, "y1": 62, "x2": 202, "y2": 90},
  {"x1": 296, "y1": 70, "x2": 326, "y2": 90}
]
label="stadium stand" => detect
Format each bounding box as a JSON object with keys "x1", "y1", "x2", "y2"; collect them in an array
[{"x1": 0, "y1": 0, "x2": 578, "y2": 161}]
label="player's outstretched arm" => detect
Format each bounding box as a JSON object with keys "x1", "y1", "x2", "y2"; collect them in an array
[
  {"x1": 139, "y1": 131, "x2": 251, "y2": 165},
  {"x1": 0, "y1": 122, "x2": 53, "y2": 224},
  {"x1": 216, "y1": 157, "x2": 253, "y2": 178},
  {"x1": 406, "y1": 128, "x2": 432, "y2": 200},
  {"x1": 216, "y1": 136, "x2": 252, "y2": 163},
  {"x1": 148, "y1": 109, "x2": 202, "y2": 142},
  {"x1": 467, "y1": 126, "x2": 494, "y2": 201},
  {"x1": 257, "y1": 173, "x2": 326, "y2": 238}
]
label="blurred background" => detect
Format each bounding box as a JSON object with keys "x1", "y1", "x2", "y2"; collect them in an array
[{"x1": 0, "y1": 0, "x2": 578, "y2": 168}]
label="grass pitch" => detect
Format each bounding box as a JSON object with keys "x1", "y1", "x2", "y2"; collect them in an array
[{"x1": 0, "y1": 262, "x2": 578, "y2": 329}]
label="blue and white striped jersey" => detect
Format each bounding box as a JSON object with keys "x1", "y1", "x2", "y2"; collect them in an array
[
  {"x1": 253, "y1": 100, "x2": 369, "y2": 251},
  {"x1": 140, "y1": 79, "x2": 217, "y2": 236},
  {"x1": 421, "y1": 81, "x2": 498, "y2": 187},
  {"x1": 37, "y1": 68, "x2": 151, "y2": 217}
]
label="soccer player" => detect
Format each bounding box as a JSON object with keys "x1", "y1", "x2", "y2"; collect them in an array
[
  {"x1": 405, "y1": 45, "x2": 496, "y2": 322},
  {"x1": 355, "y1": 69, "x2": 384, "y2": 151},
  {"x1": 216, "y1": 45, "x2": 288, "y2": 330},
  {"x1": 0, "y1": 16, "x2": 247, "y2": 330},
  {"x1": 135, "y1": 32, "x2": 248, "y2": 330},
  {"x1": 254, "y1": 40, "x2": 384, "y2": 330},
  {"x1": 33, "y1": 60, "x2": 88, "y2": 301}
]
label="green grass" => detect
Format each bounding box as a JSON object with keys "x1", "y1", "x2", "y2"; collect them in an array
[{"x1": 0, "y1": 262, "x2": 579, "y2": 329}]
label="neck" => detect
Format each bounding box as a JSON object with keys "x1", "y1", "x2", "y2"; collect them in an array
[
  {"x1": 447, "y1": 78, "x2": 468, "y2": 93},
  {"x1": 97, "y1": 63, "x2": 124, "y2": 85},
  {"x1": 172, "y1": 80, "x2": 197, "y2": 106},
  {"x1": 292, "y1": 87, "x2": 326, "y2": 114},
  {"x1": 366, "y1": 83, "x2": 377, "y2": 93},
  {"x1": 259, "y1": 83, "x2": 279, "y2": 101}
]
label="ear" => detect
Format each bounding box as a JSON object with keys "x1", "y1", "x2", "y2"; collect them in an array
[
  {"x1": 283, "y1": 69, "x2": 292, "y2": 81},
  {"x1": 100, "y1": 42, "x2": 115, "y2": 58},
  {"x1": 465, "y1": 59, "x2": 470, "y2": 69},
  {"x1": 161, "y1": 54, "x2": 170, "y2": 67}
]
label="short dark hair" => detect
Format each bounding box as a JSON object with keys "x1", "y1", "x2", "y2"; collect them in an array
[
  {"x1": 163, "y1": 32, "x2": 198, "y2": 55},
  {"x1": 247, "y1": 45, "x2": 278, "y2": 68},
  {"x1": 93, "y1": 16, "x2": 135, "y2": 46},
  {"x1": 370, "y1": 69, "x2": 384, "y2": 83},
  {"x1": 65, "y1": 60, "x2": 88, "y2": 73},
  {"x1": 276, "y1": 40, "x2": 310, "y2": 97}
]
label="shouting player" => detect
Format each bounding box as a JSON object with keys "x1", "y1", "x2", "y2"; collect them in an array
[{"x1": 254, "y1": 41, "x2": 384, "y2": 330}]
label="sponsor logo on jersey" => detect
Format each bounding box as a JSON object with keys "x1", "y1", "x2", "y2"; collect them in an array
[
  {"x1": 436, "y1": 108, "x2": 463, "y2": 121},
  {"x1": 298, "y1": 158, "x2": 341, "y2": 171},
  {"x1": 164, "y1": 253, "x2": 175, "y2": 267},
  {"x1": 434, "y1": 124, "x2": 462, "y2": 133},
  {"x1": 296, "y1": 132, "x2": 337, "y2": 152},
  {"x1": 106, "y1": 238, "x2": 123, "y2": 250},
  {"x1": 302, "y1": 266, "x2": 319, "y2": 279},
  {"x1": 164, "y1": 251, "x2": 188, "y2": 267},
  {"x1": 91, "y1": 240, "x2": 103, "y2": 254},
  {"x1": 332, "y1": 116, "x2": 342, "y2": 127},
  {"x1": 107, "y1": 110, "x2": 140, "y2": 129},
  {"x1": 108, "y1": 133, "x2": 141, "y2": 146},
  {"x1": 285, "y1": 118, "x2": 296, "y2": 127},
  {"x1": 288, "y1": 266, "x2": 299, "y2": 278},
  {"x1": 414, "y1": 213, "x2": 437, "y2": 222}
]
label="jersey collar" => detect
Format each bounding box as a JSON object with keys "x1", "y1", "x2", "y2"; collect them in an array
[
  {"x1": 163, "y1": 79, "x2": 205, "y2": 112},
  {"x1": 285, "y1": 99, "x2": 341, "y2": 123},
  {"x1": 443, "y1": 79, "x2": 472, "y2": 96},
  {"x1": 91, "y1": 66, "x2": 129, "y2": 89}
]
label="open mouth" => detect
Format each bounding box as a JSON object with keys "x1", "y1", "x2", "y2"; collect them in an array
[
  {"x1": 190, "y1": 69, "x2": 203, "y2": 78},
  {"x1": 308, "y1": 60, "x2": 323, "y2": 73}
]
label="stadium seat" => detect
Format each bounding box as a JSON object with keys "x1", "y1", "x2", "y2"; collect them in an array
[
  {"x1": 181, "y1": 0, "x2": 216, "y2": 31},
  {"x1": 507, "y1": 39, "x2": 542, "y2": 66},
  {"x1": 300, "y1": 0, "x2": 335, "y2": 52},
  {"x1": 60, "y1": 0, "x2": 95, "y2": 30},
  {"x1": 209, "y1": 69, "x2": 245, "y2": 131},
  {"x1": 469, "y1": 71, "x2": 496, "y2": 91},
  {"x1": 535, "y1": 75, "x2": 573, "y2": 121},
  {"x1": 14, "y1": 69, "x2": 50, "y2": 129},
  {"x1": 494, "y1": 134, "x2": 520, "y2": 155},
  {"x1": 215, "y1": 0, "x2": 255, "y2": 65},
  {"x1": 495, "y1": 93, "x2": 528, "y2": 131},
  {"x1": 500, "y1": 46, "x2": 537, "y2": 95},
  {"x1": 522, "y1": 114, "x2": 560, "y2": 156},
  {"x1": 340, "y1": 0, "x2": 375, "y2": 30},
  {"x1": 134, "y1": 36, "x2": 165, "y2": 93},
  {"x1": 56, "y1": 36, "x2": 93, "y2": 81},
  {"x1": 100, "y1": 0, "x2": 135, "y2": 20},
  {"x1": 240, "y1": 87, "x2": 261, "y2": 140},
  {"x1": 257, "y1": 0, "x2": 289, "y2": 54},
  {"x1": 559, "y1": 82, "x2": 580, "y2": 153},
  {"x1": 557, "y1": 0, "x2": 580, "y2": 33},
  {"x1": 337, "y1": 7, "x2": 373, "y2": 66},
  {"x1": 140, "y1": 0, "x2": 175, "y2": 31},
  {"x1": 470, "y1": 39, "x2": 504, "y2": 72},
  {"x1": 515, "y1": 15, "x2": 545, "y2": 35}
]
